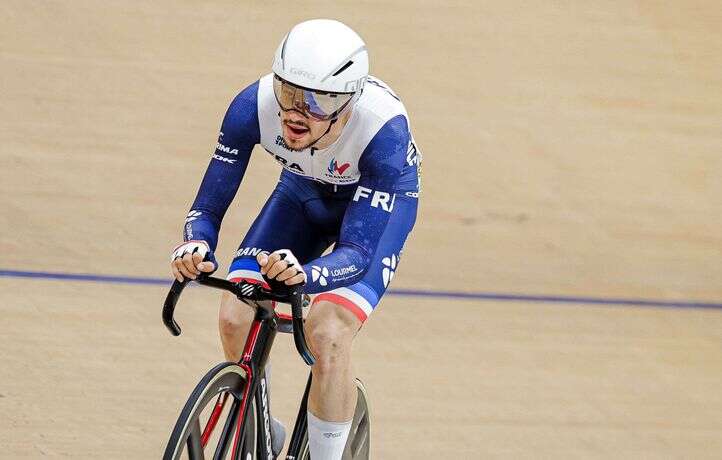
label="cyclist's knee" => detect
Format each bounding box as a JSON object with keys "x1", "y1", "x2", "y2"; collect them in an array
[
  {"x1": 306, "y1": 300, "x2": 360, "y2": 371},
  {"x1": 218, "y1": 291, "x2": 252, "y2": 337}
]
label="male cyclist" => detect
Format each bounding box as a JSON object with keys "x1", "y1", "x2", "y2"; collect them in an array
[{"x1": 170, "y1": 19, "x2": 420, "y2": 460}]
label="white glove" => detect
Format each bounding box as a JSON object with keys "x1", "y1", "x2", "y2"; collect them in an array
[
  {"x1": 171, "y1": 240, "x2": 210, "y2": 261},
  {"x1": 170, "y1": 240, "x2": 217, "y2": 281},
  {"x1": 258, "y1": 249, "x2": 307, "y2": 286}
]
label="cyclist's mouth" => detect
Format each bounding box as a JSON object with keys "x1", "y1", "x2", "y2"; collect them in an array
[{"x1": 285, "y1": 123, "x2": 309, "y2": 140}]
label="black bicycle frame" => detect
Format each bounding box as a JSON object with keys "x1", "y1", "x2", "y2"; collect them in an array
[{"x1": 163, "y1": 276, "x2": 316, "y2": 460}]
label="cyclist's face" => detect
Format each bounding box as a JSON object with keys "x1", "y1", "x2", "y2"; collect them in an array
[{"x1": 280, "y1": 110, "x2": 332, "y2": 151}]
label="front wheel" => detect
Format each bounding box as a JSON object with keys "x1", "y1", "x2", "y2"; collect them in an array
[
  {"x1": 297, "y1": 378, "x2": 371, "y2": 459},
  {"x1": 163, "y1": 362, "x2": 256, "y2": 460}
]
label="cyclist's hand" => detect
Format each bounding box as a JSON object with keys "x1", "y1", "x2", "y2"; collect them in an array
[
  {"x1": 258, "y1": 249, "x2": 306, "y2": 286},
  {"x1": 171, "y1": 240, "x2": 217, "y2": 282}
]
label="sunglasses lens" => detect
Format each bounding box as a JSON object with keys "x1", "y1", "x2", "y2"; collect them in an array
[{"x1": 273, "y1": 75, "x2": 353, "y2": 121}]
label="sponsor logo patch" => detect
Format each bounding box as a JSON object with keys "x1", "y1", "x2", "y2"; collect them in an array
[
  {"x1": 273, "y1": 154, "x2": 304, "y2": 173},
  {"x1": 406, "y1": 141, "x2": 418, "y2": 166},
  {"x1": 311, "y1": 266, "x2": 329, "y2": 286},
  {"x1": 381, "y1": 254, "x2": 398, "y2": 288},
  {"x1": 185, "y1": 210, "x2": 202, "y2": 223},
  {"x1": 328, "y1": 158, "x2": 351, "y2": 175},
  {"x1": 275, "y1": 135, "x2": 293, "y2": 150},
  {"x1": 234, "y1": 247, "x2": 264, "y2": 258},
  {"x1": 212, "y1": 154, "x2": 236, "y2": 164},
  {"x1": 215, "y1": 142, "x2": 239, "y2": 155}
]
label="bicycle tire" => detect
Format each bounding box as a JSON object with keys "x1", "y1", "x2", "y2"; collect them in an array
[
  {"x1": 163, "y1": 362, "x2": 256, "y2": 460},
  {"x1": 297, "y1": 379, "x2": 371, "y2": 460}
]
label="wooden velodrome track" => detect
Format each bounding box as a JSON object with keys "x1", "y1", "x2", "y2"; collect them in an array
[{"x1": 1, "y1": 1, "x2": 721, "y2": 458}]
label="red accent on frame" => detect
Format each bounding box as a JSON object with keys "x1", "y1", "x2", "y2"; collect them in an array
[
  {"x1": 276, "y1": 312, "x2": 293, "y2": 321},
  {"x1": 313, "y1": 293, "x2": 368, "y2": 323},
  {"x1": 241, "y1": 320, "x2": 262, "y2": 363},
  {"x1": 201, "y1": 393, "x2": 229, "y2": 447},
  {"x1": 230, "y1": 363, "x2": 253, "y2": 460}
]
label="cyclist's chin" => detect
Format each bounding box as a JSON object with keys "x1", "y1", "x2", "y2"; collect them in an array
[{"x1": 281, "y1": 129, "x2": 314, "y2": 151}]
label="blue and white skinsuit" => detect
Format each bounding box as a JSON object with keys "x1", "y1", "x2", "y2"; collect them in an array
[{"x1": 184, "y1": 74, "x2": 421, "y2": 322}]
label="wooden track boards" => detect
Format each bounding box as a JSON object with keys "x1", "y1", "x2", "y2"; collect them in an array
[{"x1": 1, "y1": 2, "x2": 721, "y2": 458}]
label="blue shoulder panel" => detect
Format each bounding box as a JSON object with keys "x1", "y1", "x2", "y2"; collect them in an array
[
  {"x1": 183, "y1": 81, "x2": 260, "y2": 251},
  {"x1": 301, "y1": 115, "x2": 410, "y2": 292}
]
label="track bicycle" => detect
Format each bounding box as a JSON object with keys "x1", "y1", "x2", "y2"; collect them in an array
[{"x1": 161, "y1": 275, "x2": 371, "y2": 459}]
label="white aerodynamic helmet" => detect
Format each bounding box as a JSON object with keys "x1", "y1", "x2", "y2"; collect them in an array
[
  {"x1": 273, "y1": 19, "x2": 369, "y2": 93},
  {"x1": 272, "y1": 19, "x2": 369, "y2": 121}
]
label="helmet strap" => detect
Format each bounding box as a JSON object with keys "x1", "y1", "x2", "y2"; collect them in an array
[
  {"x1": 304, "y1": 117, "x2": 338, "y2": 149},
  {"x1": 311, "y1": 95, "x2": 358, "y2": 147}
]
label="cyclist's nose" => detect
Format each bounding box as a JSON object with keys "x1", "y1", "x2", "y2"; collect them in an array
[{"x1": 291, "y1": 90, "x2": 306, "y2": 112}]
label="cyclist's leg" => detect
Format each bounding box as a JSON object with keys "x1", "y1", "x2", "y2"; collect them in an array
[
  {"x1": 305, "y1": 192, "x2": 418, "y2": 459},
  {"x1": 219, "y1": 179, "x2": 330, "y2": 456},
  {"x1": 219, "y1": 179, "x2": 328, "y2": 361}
]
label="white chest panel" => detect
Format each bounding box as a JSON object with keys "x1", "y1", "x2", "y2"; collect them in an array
[{"x1": 257, "y1": 73, "x2": 409, "y2": 185}]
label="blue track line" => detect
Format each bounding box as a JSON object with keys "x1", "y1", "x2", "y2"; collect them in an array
[{"x1": 1, "y1": 268, "x2": 721, "y2": 310}]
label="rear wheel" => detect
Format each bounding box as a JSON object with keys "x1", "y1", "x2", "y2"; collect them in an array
[
  {"x1": 163, "y1": 362, "x2": 257, "y2": 460},
  {"x1": 345, "y1": 379, "x2": 371, "y2": 459},
  {"x1": 297, "y1": 378, "x2": 371, "y2": 459}
]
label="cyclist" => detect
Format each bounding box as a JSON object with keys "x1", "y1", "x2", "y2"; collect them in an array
[{"x1": 170, "y1": 19, "x2": 420, "y2": 460}]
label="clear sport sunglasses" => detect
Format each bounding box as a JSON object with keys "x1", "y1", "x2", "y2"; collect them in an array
[{"x1": 272, "y1": 74, "x2": 355, "y2": 121}]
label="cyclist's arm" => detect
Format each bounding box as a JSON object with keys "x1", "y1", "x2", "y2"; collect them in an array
[
  {"x1": 183, "y1": 81, "x2": 260, "y2": 251},
  {"x1": 302, "y1": 114, "x2": 409, "y2": 293}
]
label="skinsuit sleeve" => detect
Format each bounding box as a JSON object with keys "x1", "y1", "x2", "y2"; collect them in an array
[
  {"x1": 183, "y1": 81, "x2": 260, "y2": 251},
  {"x1": 301, "y1": 114, "x2": 410, "y2": 293}
]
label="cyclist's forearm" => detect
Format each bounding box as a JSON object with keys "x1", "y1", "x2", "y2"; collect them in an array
[
  {"x1": 183, "y1": 208, "x2": 222, "y2": 250},
  {"x1": 301, "y1": 242, "x2": 370, "y2": 293},
  {"x1": 182, "y1": 82, "x2": 261, "y2": 250},
  {"x1": 184, "y1": 151, "x2": 250, "y2": 251}
]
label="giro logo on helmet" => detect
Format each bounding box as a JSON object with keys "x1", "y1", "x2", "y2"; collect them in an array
[
  {"x1": 289, "y1": 67, "x2": 316, "y2": 80},
  {"x1": 344, "y1": 77, "x2": 367, "y2": 92}
]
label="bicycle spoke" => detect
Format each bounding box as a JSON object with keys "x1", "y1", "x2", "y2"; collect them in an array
[
  {"x1": 348, "y1": 384, "x2": 370, "y2": 459},
  {"x1": 186, "y1": 419, "x2": 205, "y2": 460},
  {"x1": 213, "y1": 396, "x2": 240, "y2": 460},
  {"x1": 202, "y1": 393, "x2": 229, "y2": 447},
  {"x1": 349, "y1": 414, "x2": 369, "y2": 457}
]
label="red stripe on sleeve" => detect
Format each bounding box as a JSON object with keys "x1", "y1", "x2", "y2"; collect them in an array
[{"x1": 313, "y1": 293, "x2": 368, "y2": 323}]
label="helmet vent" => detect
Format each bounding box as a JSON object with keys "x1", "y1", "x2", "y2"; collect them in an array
[
  {"x1": 280, "y1": 39, "x2": 287, "y2": 59},
  {"x1": 331, "y1": 60, "x2": 354, "y2": 77},
  {"x1": 280, "y1": 33, "x2": 290, "y2": 65}
]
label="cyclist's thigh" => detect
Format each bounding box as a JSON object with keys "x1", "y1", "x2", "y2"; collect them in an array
[
  {"x1": 312, "y1": 192, "x2": 419, "y2": 323},
  {"x1": 227, "y1": 180, "x2": 329, "y2": 284}
]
